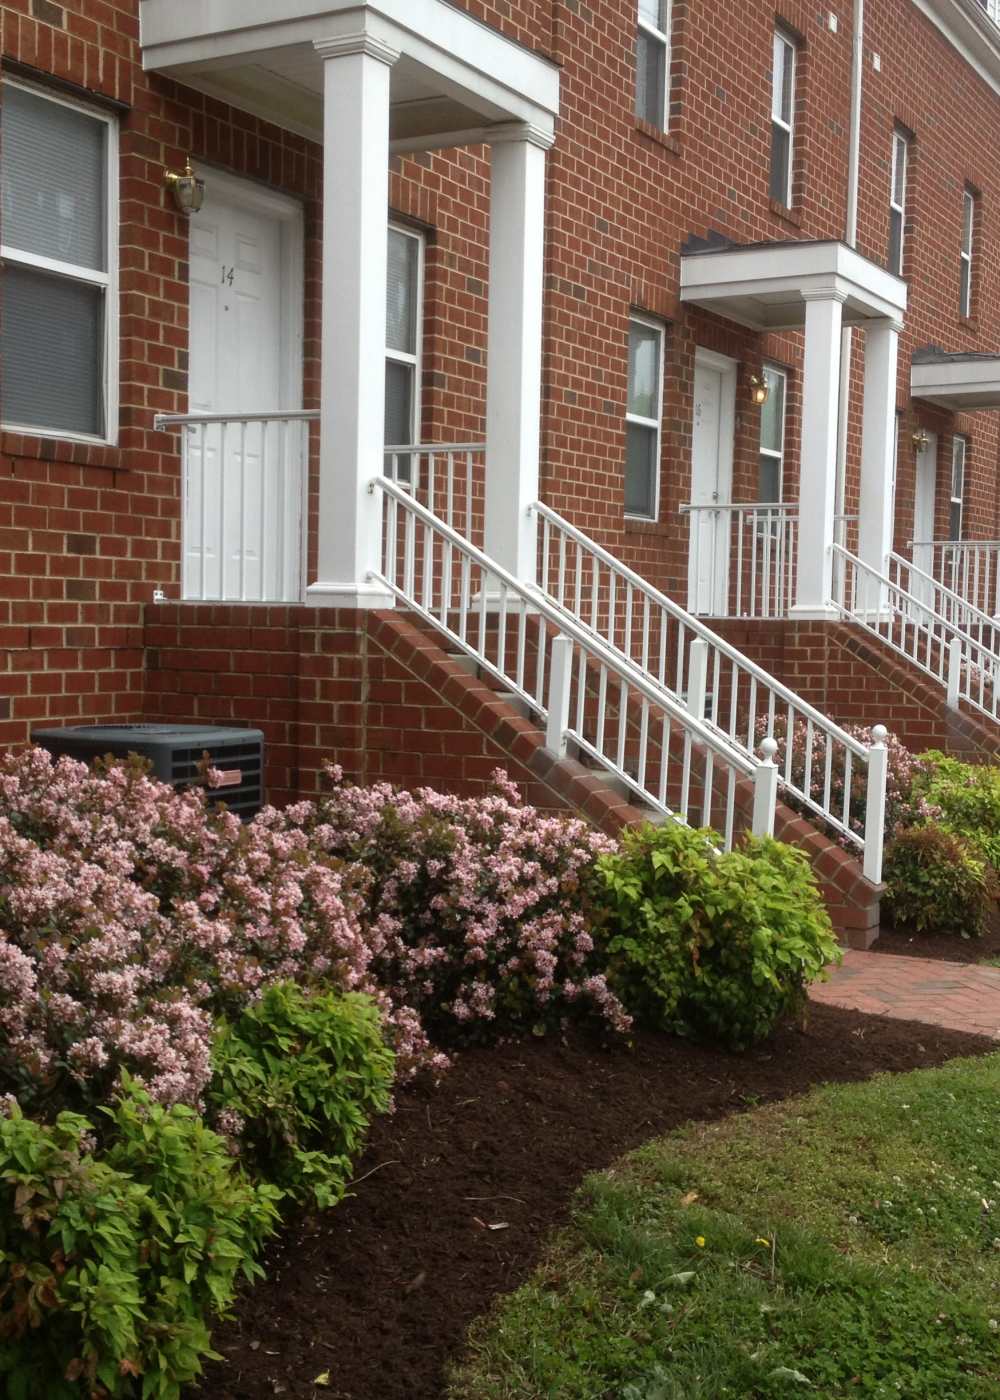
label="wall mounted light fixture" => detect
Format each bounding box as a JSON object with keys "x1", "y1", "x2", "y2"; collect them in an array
[
  {"x1": 164, "y1": 160, "x2": 205, "y2": 215},
  {"x1": 748, "y1": 373, "x2": 770, "y2": 407},
  {"x1": 912, "y1": 428, "x2": 931, "y2": 451}
]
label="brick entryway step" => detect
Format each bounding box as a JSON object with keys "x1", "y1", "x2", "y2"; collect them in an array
[{"x1": 810, "y1": 950, "x2": 1000, "y2": 1039}]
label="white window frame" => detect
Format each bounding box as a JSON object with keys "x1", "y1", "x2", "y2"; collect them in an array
[
  {"x1": 770, "y1": 30, "x2": 796, "y2": 207},
  {"x1": 385, "y1": 221, "x2": 424, "y2": 450},
  {"x1": 0, "y1": 75, "x2": 119, "y2": 446},
  {"x1": 636, "y1": 0, "x2": 672, "y2": 130},
  {"x1": 888, "y1": 129, "x2": 908, "y2": 277},
  {"x1": 625, "y1": 313, "x2": 665, "y2": 522},
  {"x1": 960, "y1": 187, "x2": 975, "y2": 320},
  {"x1": 757, "y1": 363, "x2": 787, "y2": 504},
  {"x1": 950, "y1": 435, "x2": 967, "y2": 540}
]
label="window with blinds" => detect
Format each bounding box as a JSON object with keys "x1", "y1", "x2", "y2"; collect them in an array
[
  {"x1": 625, "y1": 316, "x2": 664, "y2": 520},
  {"x1": 384, "y1": 224, "x2": 423, "y2": 481},
  {"x1": 636, "y1": 0, "x2": 671, "y2": 129},
  {"x1": 770, "y1": 31, "x2": 796, "y2": 207},
  {"x1": 0, "y1": 79, "x2": 117, "y2": 440}
]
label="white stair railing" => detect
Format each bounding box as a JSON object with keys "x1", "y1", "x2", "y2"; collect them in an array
[
  {"x1": 833, "y1": 543, "x2": 1000, "y2": 724},
  {"x1": 372, "y1": 476, "x2": 793, "y2": 853},
  {"x1": 531, "y1": 501, "x2": 888, "y2": 880},
  {"x1": 889, "y1": 551, "x2": 1000, "y2": 656},
  {"x1": 909, "y1": 538, "x2": 1000, "y2": 621}
]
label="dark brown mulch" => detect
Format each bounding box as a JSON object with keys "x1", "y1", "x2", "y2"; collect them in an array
[
  {"x1": 192, "y1": 1007, "x2": 994, "y2": 1400},
  {"x1": 872, "y1": 908, "x2": 1000, "y2": 964}
]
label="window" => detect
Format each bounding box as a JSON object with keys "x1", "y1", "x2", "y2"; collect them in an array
[
  {"x1": 625, "y1": 317, "x2": 664, "y2": 519},
  {"x1": 384, "y1": 224, "x2": 423, "y2": 479},
  {"x1": 960, "y1": 187, "x2": 976, "y2": 319},
  {"x1": 950, "y1": 436, "x2": 967, "y2": 540},
  {"x1": 888, "y1": 130, "x2": 908, "y2": 276},
  {"x1": 770, "y1": 30, "x2": 796, "y2": 206},
  {"x1": 636, "y1": 0, "x2": 671, "y2": 129},
  {"x1": 757, "y1": 365, "x2": 787, "y2": 503},
  {"x1": 0, "y1": 78, "x2": 117, "y2": 441}
]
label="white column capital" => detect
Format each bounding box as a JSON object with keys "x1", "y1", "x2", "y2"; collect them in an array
[
  {"x1": 487, "y1": 120, "x2": 556, "y2": 151},
  {"x1": 801, "y1": 287, "x2": 849, "y2": 306},
  {"x1": 874, "y1": 316, "x2": 905, "y2": 336},
  {"x1": 313, "y1": 33, "x2": 400, "y2": 66}
]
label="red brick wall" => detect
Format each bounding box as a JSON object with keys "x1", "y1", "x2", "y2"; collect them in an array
[{"x1": 5, "y1": 0, "x2": 1000, "y2": 744}]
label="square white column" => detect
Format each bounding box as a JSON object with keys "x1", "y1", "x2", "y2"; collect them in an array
[
  {"x1": 484, "y1": 126, "x2": 551, "y2": 587},
  {"x1": 308, "y1": 34, "x2": 398, "y2": 609},
  {"x1": 792, "y1": 291, "x2": 845, "y2": 619},
  {"x1": 857, "y1": 317, "x2": 902, "y2": 607}
]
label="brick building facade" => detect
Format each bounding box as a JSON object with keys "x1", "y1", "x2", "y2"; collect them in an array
[{"x1": 3, "y1": 0, "x2": 1000, "y2": 807}]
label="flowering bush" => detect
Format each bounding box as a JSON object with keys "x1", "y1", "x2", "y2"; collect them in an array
[
  {"x1": 753, "y1": 716, "x2": 935, "y2": 841},
  {"x1": 269, "y1": 765, "x2": 629, "y2": 1051}
]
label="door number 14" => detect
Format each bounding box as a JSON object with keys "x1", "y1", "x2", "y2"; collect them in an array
[{"x1": 220, "y1": 265, "x2": 235, "y2": 286}]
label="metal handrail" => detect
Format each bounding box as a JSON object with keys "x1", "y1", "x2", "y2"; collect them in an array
[
  {"x1": 532, "y1": 501, "x2": 868, "y2": 759},
  {"x1": 889, "y1": 550, "x2": 1000, "y2": 645}
]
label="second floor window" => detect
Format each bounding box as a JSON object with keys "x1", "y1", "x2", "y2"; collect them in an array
[
  {"x1": 888, "y1": 130, "x2": 908, "y2": 276},
  {"x1": 636, "y1": 0, "x2": 670, "y2": 129},
  {"x1": 950, "y1": 436, "x2": 967, "y2": 539},
  {"x1": 758, "y1": 366, "x2": 787, "y2": 503},
  {"x1": 770, "y1": 30, "x2": 796, "y2": 206},
  {"x1": 0, "y1": 78, "x2": 117, "y2": 442},
  {"x1": 625, "y1": 316, "x2": 664, "y2": 520},
  {"x1": 960, "y1": 188, "x2": 976, "y2": 319}
]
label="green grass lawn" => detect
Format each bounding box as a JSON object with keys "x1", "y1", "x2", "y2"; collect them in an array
[{"x1": 449, "y1": 1054, "x2": 1000, "y2": 1400}]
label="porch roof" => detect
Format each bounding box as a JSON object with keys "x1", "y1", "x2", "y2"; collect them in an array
[
  {"x1": 139, "y1": 0, "x2": 560, "y2": 151},
  {"x1": 910, "y1": 347, "x2": 1000, "y2": 410},
  {"x1": 679, "y1": 238, "x2": 907, "y2": 331}
]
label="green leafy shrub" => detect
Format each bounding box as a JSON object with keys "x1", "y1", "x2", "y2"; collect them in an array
[
  {"x1": 208, "y1": 984, "x2": 395, "y2": 1208},
  {"x1": 912, "y1": 751, "x2": 1000, "y2": 869},
  {"x1": 594, "y1": 824, "x2": 839, "y2": 1050},
  {"x1": 882, "y1": 825, "x2": 998, "y2": 938},
  {"x1": 0, "y1": 1081, "x2": 279, "y2": 1400}
]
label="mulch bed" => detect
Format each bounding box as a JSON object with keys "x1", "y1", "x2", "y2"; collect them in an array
[
  {"x1": 192, "y1": 1006, "x2": 994, "y2": 1400},
  {"x1": 872, "y1": 909, "x2": 1000, "y2": 964}
]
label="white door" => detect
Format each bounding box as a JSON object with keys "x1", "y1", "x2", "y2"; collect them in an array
[
  {"x1": 186, "y1": 177, "x2": 304, "y2": 601},
  {"x1": 912, "y1": 433, "x2": 937, "y2": 605},
  {"x1": 688, "y1": 351, "x2": 736, "y2": 613}
]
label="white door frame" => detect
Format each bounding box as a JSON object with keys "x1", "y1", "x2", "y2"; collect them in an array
[
  {"x1": 191, "y1": 164, "x2": 305, "y2": 413},
  {"x1": 912, "y1": 431, "x2": 938, "y2": 606},
  {"x1": 689, "y1": 347, "x2": 737, "y2": 613}
]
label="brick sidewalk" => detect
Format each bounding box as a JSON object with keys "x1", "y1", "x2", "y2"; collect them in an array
[{"x1": 810, "y1": 951, "x2": 1000, "y2": 1039}]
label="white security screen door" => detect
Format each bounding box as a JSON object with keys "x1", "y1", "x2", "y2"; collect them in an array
[
  {"x1": 688, "y1": 350, "x2": 736, "y2": 613},
  {"x1": 186, "y1": 174, "x2": 304, "y2": 601}
]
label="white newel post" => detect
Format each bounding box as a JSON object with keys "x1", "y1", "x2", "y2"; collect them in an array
[
  {"x1": 857, "y1": 317, "x2": 902, "y2": 612},
  {"x1": 793, "y1": 291, "x2": 845, "y2": 619},
  {"x1": 485, "y1": 126, "x2": 551, "y2": 589},
  {"x1": 308, "y1": 34, "x2": 398, "y2": 609}
]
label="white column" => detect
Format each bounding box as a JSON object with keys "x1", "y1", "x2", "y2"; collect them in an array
[
  {"x1": 792, "y1": 291, "x2": 845, "y2": 619},
  {"x1": 484, "y1": 125, "x2": 552, "y2": 588},
  {"x1": 308, "y1": 34, "x2": 398, "y2": 609},
  {"x1": 857, "y1": 317, "x2": 902, "y2": 602}
]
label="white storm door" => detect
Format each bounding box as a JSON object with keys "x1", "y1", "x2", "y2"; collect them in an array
[
  {"x1": 912, "y1": 432, "x2": 937, "y2": 606},
  {"x1": 186, "y1": 179, "x2": 303, "y2": 601},
  {"x1": 688, "y1": 351, "x2": 736, "y2": 614}
]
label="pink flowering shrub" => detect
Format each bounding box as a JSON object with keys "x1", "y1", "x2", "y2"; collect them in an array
[
  {"x1": 0, "y1": 750, "x2": 629, "y2": 1118},
  {"x1": 752, "y1": 716, "x2": 936, "y2": 841},
  {"x1": 268, "y1": 765, "x2": 630, "y2": 1047}
]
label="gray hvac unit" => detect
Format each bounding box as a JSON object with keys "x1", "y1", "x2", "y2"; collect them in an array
[{"x1": 30, "y1": 724, "x2": 265, "y2": 819}]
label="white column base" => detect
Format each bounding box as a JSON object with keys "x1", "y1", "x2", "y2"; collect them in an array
[
  {"x1": 789, "y1": 602, "x2": 840, "y2": 622},
  {"x1": 306, "y1": 580, "x2": 396, "y2": 609}
]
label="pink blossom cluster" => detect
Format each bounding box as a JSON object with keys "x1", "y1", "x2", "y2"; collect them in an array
[
  {"x1": 0, "y1": 750, "x2": 627, "y2": 1115},
  {"x1": 265, "y1": 764, "x2": 630, "y2": 1046}
]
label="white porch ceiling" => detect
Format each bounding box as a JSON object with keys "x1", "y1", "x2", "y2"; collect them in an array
[
  {"x1": 911, "y1": 351, "x2": 1000, "y2": 410},
  {"x1": 680, "y1": 239, "x2": 907, "y2": 331},
  {"x1": 139, "y1": 0, "x2": 560, "y2": 149}
]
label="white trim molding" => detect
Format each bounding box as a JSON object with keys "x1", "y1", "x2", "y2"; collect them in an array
[
  {"x1": 313, "y1": 33, "x2": 400, "y2": 65},
  {"x1": 910, "y1": 0, "x2": 1000, "y2": 97}
]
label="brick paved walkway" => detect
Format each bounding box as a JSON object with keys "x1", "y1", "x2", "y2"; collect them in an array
[{"x1": 810, "y1": 950, "x2": 1000, "y2": 1039}]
